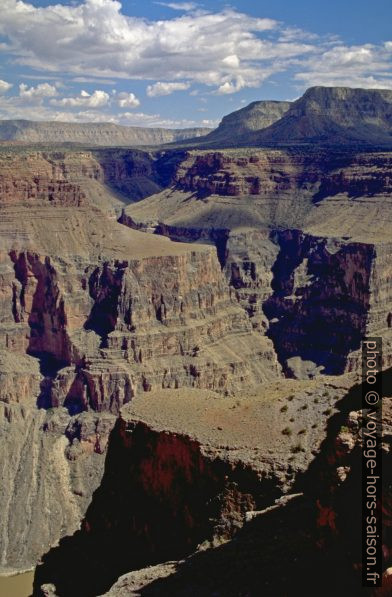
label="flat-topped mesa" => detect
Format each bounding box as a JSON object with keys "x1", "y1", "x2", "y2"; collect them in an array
[
  {"x1": 0, "y1": 120, "x2": 212, "y2": 146},
  {"x1": 255, "y1": 86, "x2": 392, "y2": 146}
]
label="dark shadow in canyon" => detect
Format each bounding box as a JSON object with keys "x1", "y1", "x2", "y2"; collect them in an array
[
  {"x1": 153, "y1": 223, "x2": 230, "y2": 269},
  {"x1": 84, "y1": 263, "x2": 126, "y2": 345},
  {"x1": 263, "y1": 229, "x2": 374, "y2": 376},
  {"x1": 33, "y1": 419, "x2": 280, "y2": 597}
]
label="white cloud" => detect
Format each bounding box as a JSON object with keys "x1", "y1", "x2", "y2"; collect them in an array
[
  {"x1": 117, "y1": 92, "x2": 140, "y2": 108},
  {"x1": 50, "y1": 89, "x2": 110, "y2": 108},
  {"x1": 295, "y1": 43, "x2": 392, "y2": 89},
  {"x1": 146, "y1": 81, "x2": 191, "y2": 97},
  {"x1": 19, "y1": 82, "x2": 58, "y2": 102},
  {"x1": 156, "y1": 2, "x2": 198, "y2": 10},
  {"x1": 0, "y1": 0, "x2": 295, "y2": 94},
  {"x1": 72, "y1": 77, "x2": 117, "y2": 85},
  {"x1": 0, "y1": 79, "x2": 12, "y2": 94},
  {"x1": 217, "y1": 76, "x2": 246, "y2": 95}
]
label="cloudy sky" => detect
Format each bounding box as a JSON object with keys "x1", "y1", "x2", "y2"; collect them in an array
[{"x1": 0, "y1": 0, "x2": 391, "y2": 128}]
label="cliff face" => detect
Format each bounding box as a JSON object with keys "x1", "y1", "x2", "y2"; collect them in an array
[
  {"x1": 0, "y1": 149, "x2": 168, "y2": 215},
  {"x1": 123, "y1": 146, "x2": 392, "y2": 375},
  {"x1": 0, "y1": 120, "x2": 212, "y2": 146},
  {"x1": 263, "y1": 230, "x2": 375, "y2": 375},
  {"x1": 0, "y1": 166, "x2": 281, "y2": 571},
  {"x1": 172, "y1": 149, "x2": 392, "y2": 198}
]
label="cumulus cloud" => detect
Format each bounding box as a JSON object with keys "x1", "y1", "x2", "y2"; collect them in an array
[
  {"x1": 50, "y1": 89, "x2": 110, "y2": 108},
  {"x1": 117, "y1": 92, "x2": 140, "y2": 108},
  {"x1": 0, "y1": 79, "x2": 13, "y2": 94},
  {"x1": 295, "y1": 43, "x2": 392, "y2": 89},
  {"x1": 19, "y1": 82, "x2": 58, "y2": 102},
  {"x1": 146, "y1": 81, "x2": 191, "y2": 97},
  {"x1": 0, "y1": 0, "x2": 304, "y2": 94}
]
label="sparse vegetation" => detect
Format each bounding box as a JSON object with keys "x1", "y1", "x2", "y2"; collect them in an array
[
  {"x1": 280, "y1": 404, "x2": 288, "y2": 413},
  {"x1": 324, "y1": 408, "x2": 332, "y2": 416},
  {"x1": 298, "y1": 428, "x2": 307, "y2": 435},
  {"x1": 290, "y1": 443, "x2": 304, "y2": 454},
  {"x1": 282, "y1": 427, "x2": 292, "y2": 436},
  {"x1": 314, "y1": 397, "x2": 319, "y2": 404}
]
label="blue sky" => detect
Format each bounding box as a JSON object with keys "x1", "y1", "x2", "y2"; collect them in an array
[{"x1": 0, "y1": 0, "x2": 391, "y2": 128}]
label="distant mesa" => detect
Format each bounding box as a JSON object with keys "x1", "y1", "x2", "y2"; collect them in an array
[
  {"x1": 253, "y1": 86, "x2": 392, "y2": 146},
  {"x1": 0, "y1": 119, "x2": 212, "y2": 146},
  {"x1": 197, "y1": 86, "x2": 392, "y2": 148}
]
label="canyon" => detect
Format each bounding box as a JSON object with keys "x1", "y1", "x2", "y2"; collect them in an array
[{"x1": 0, "y1": 86, "x2": 391, "y2": 596}]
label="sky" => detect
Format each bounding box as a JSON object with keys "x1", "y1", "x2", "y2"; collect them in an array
[{"x1": 0, "y1": 0, "x2": 391, "y2": 128}]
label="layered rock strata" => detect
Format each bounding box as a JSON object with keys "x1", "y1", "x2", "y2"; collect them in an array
[
  {"x1": 0, "y1": 185, "x2": 280, "y2": 571},
  {"x1": 123, "y1": 147, "x2": 392, "y2": 376}
]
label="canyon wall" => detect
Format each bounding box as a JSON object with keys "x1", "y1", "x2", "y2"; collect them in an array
[
  {"x1": 123, "y1": 147, "x2": 392, "y2": 376},
  {"x1": 0, "y1": 149, "x2": 168, "y2": 214},
  {"x1": 0, "y1": 163, "x2": 281, "y2": 571},
  {"x1": 0, "y1": 138, "x2": 391, "y2": 591}
]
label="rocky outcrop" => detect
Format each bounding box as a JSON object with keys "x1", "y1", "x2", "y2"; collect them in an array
[
  {"x1": 95, "y1": 370, "x2": 392, "y2": 597},
  {"x1": 0, "y1": 120, "x2": 212, "y2": 146},
  {"x1": 201, "y1": 100, "x2": 291, "y2": 146},
  {"x1": 34, "y1": 380, "x2": 349, "y2": 596}
]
